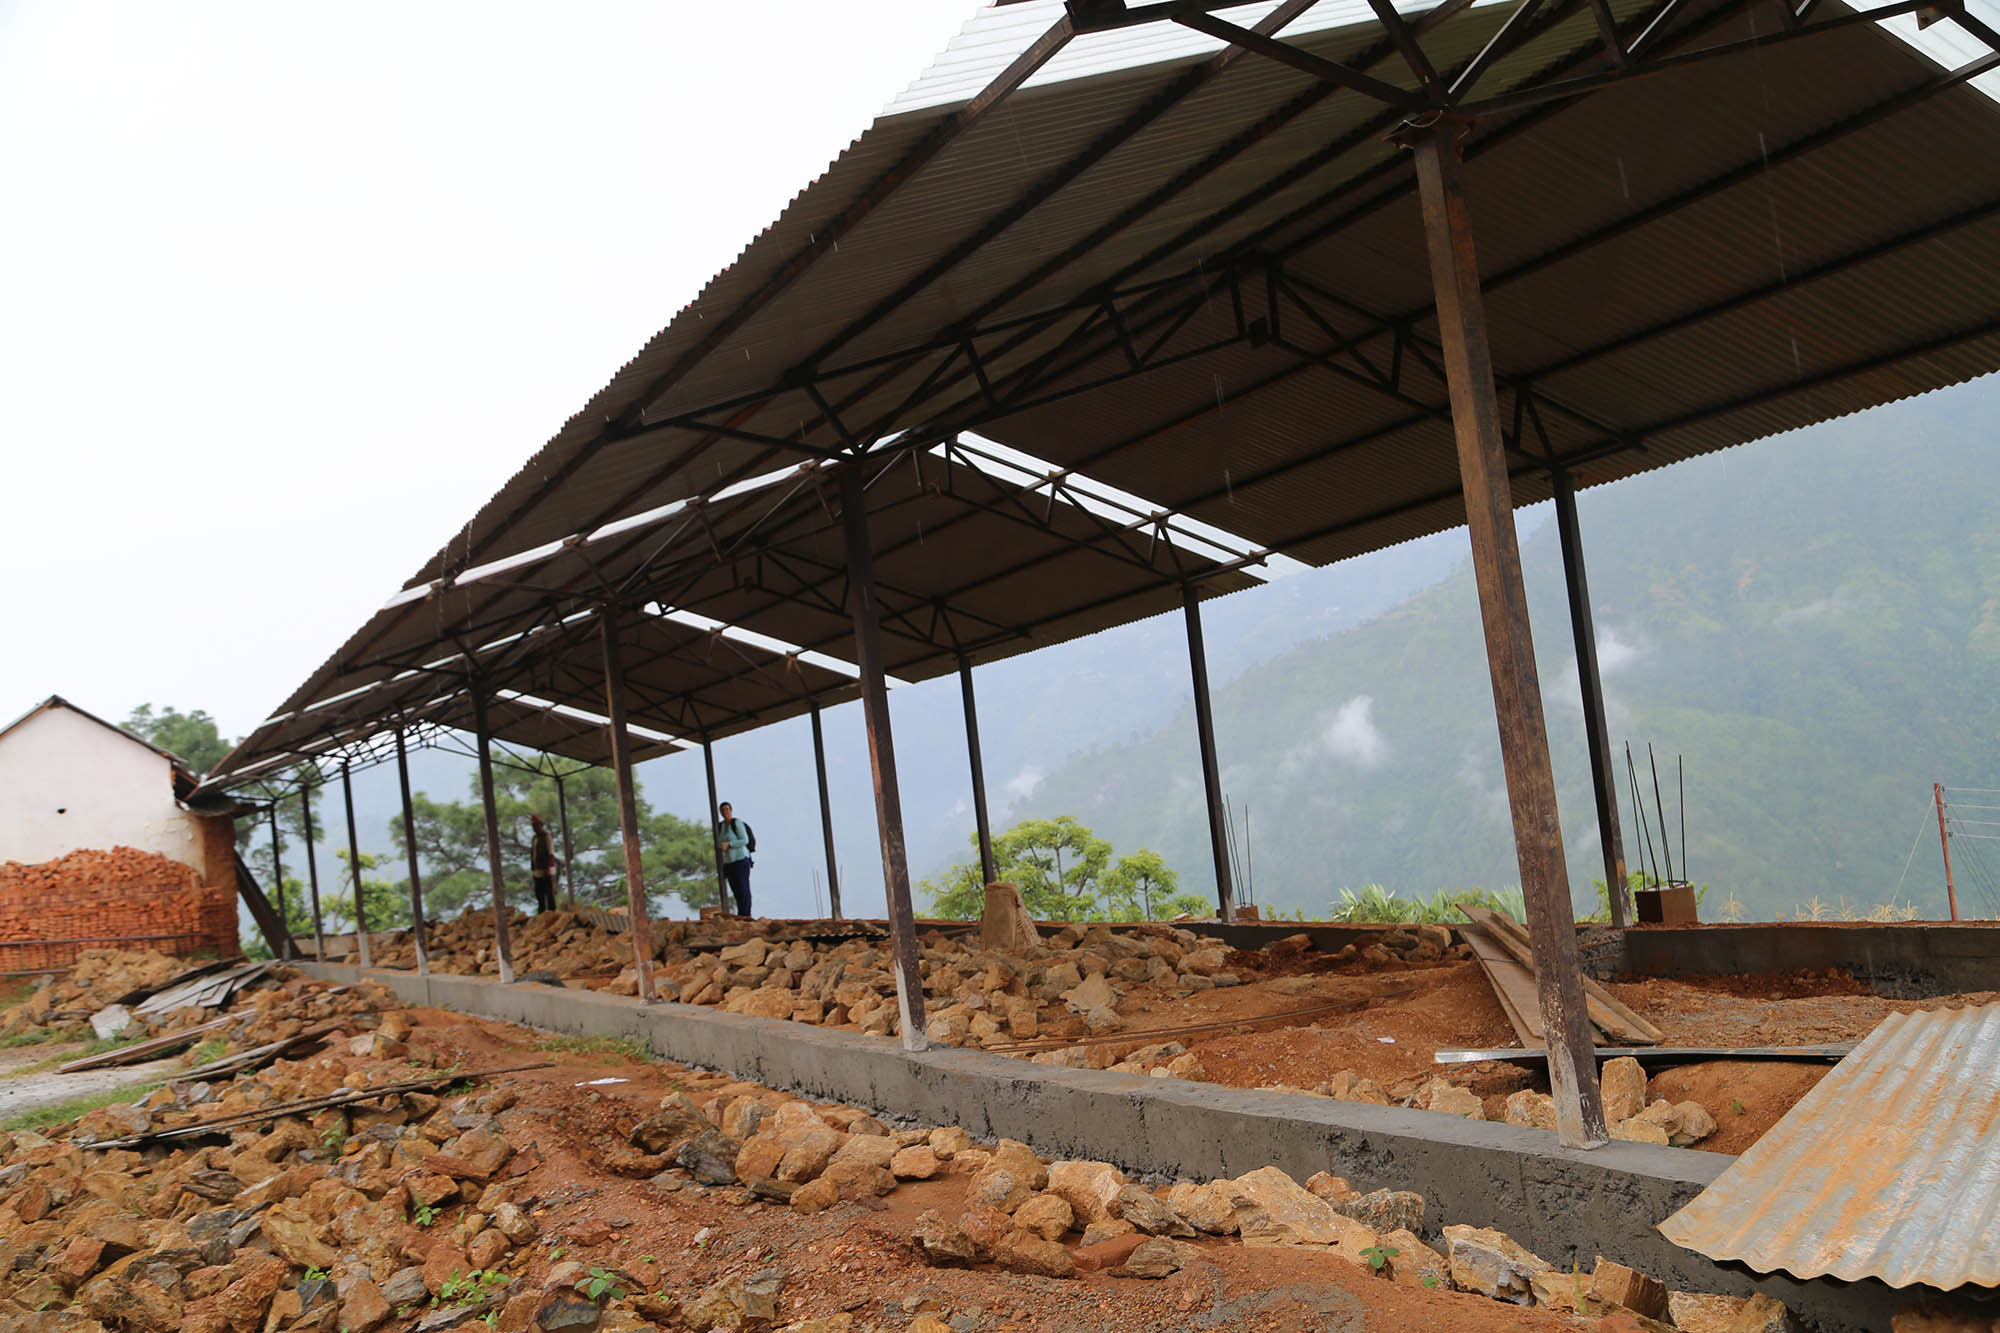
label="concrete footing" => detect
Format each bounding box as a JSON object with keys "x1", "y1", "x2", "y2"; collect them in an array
[{"x1": 309, "y1": 962, "x2": 1915, "y2": 1331}]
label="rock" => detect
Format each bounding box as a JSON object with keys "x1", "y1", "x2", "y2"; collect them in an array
[
  {"x1": 1080, "y1": 1217, "x2": 1138, "y2": 1247},
  {"x1": 927, "y1": 1126, "x2": 974, "y2": 1158},
  {"x1": 381, "y1": 1267, "x2": 429, "y2": 1307},
  {"x1": 1230, "y1": 1166, "x2": 1365, "y2": 1247},
  {"x1": 719, "y1": 1099, "x2": 770, "y2": 1142},
  {"x1": 1529, "y1": 1269, "x2": 1589, "y2": 1313},
  {"x1": 493, "y1": 1201, "x2": 537, "y2": 1244},
  {"x1": 1601, "y1": 1057, "x2": 1648, "y2": 1125},
  {"x1": 1045, "y1": 1160, "x2": 1127, "y2": 1224},
  {"x1": 1115, "y1": 1184, "x2": 1189, "y2": 1236},
  {"x1": 989, "y1": 1139, "x2": 1049, "y2": 1190},
  {"x1": 262, "y1": 1200, "x2": 340, "y2": 1269},
  {"x1": 1013, "y1": 1194, "x2": 1073, "y2": 1241},
  {"x1": 1167, "y1": 1180, "x2": 1240, "y2": 1235},
  {"x1": 775, "y1": 1126, "x2": 844, "y2": 1184},
  {"x1": 992, "y1": 1231, "x2": 1075, "y2": 1279},
  {"x1": 1441, "y1": 1224, "x2": 1551, "y2": 1303},
  {"x1": 1074, "y1": 1230, "x2": 1148, "y2": 1274},
  {"x1": 677, "y1": 1128, "x2": 743, "y2": 1185},
  {"x1": 966, "y1": 1165, "x2": 1032, "y2": 1214},
  {"x1": 468, "y1": 1227, "x2": 512, "y2": 1269},
  {"x1": 630, "y1": 1099, "x2": 710, "y2": 1155},
  {"x1": 818, "y1": 1158, "x2": 895, "y2": 1199},
  {"x1": 1160, "y1": 1051, "x2": 1207, "y2": 1081},
  {"x1": 79, "y1": 1273, "x2": 181, "y2": 1333},
  {"x1": 216, "y1": 1253, "x2": 289, "y2": 1330},
  {"x1": 1671, "y1": 1100, "x2": 1718, "y2": 1147},
  {"x1": 1323, "y1": 1070, "x2": 1388, "y2": 1104},
  {"x1": 911, "y1": 1210, "x2": 975, "y2": 1266},
  {"x1": 534, "y1": 1292, "x2": 602, "y2": 1331},
  {"x1": 1612, "y1": 1117, "x2": 1671, "y2": 1146},
  {"x1": 1503, "y1": 1090, "x2": 1558, "y2": 1131},
  {"x1": 339, "y1": 1277, "x2": 392, "y2": 1332},
  {"x1": 1116, "y1": 1238, "x2": 1200, "y2": 1279},
  {"x1": 58, "y1": 1235, "x2": 107, "y2": 1282},
  {"x1": 957, "y1": 1204, "x2": 1013, "y2": 1259},
  {"x1": 790, "y1": 1177, "x2": 839, "y2": 1215},
  {"x1": 1379, "y1": 1229, "x2": 1449, "y2": 1289},
  {"x1": 1303, "y1": 1172, "x2": 1352, "y2": 1203},
  {"x1": 1334, "y1": 1188, "x2": 1425, "y2": 1235},
  {"x1": 1887, "y1": 1299, "x2": 1996, "y2": 1331},
  {"x1": 433, "y1": 1127, "x2": 514, "y2": 1181},
  {"x1": 423, "y1": 1239, "x2": 470, "y2": 1295},
  {"x1": 889, "y1": 1146, "x2": 939, "y2": 1180},
  {"x1": 1424, "y1": 1082, "x2": 1485, "y2": 1119},
  {"x1": 1061, "y1": 974, "x2": 1118, "y2": 1014},
  {"x1": 1728, "y1": 1294, "x2": 1801, "y2": 1332},
  {"x1": 1590, "y1": 1257, "x2": 1668, "y2": 1319},
  {"x1": 1663, "y1": 1293, "x2": 1750, "y2": 1332},
  {"x1": 828, "y1": 1135, "x2": 897, "y2": 1171}
]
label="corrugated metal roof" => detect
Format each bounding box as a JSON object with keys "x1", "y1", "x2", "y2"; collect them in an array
[
  {"x1": 204, "y1": 0, "x2": 2000, "y2": 787},
  {"x1": 1660, "y1": 1002, "x2": 2000, "y2": 1290}
]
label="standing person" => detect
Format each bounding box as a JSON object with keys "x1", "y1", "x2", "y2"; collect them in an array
[
  {"x1": 528, "y1": 814, "x2": 559, "y2": 914},
  {"x1": 716, "y1": 801, "x2": 754, "y2": 917}
]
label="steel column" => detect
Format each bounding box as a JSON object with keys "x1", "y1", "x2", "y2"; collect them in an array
[
  {"x1": 601, "y1": 608, "x2": 659, "y2": 1002},
  {"x1": 958, "y1": 652, "x2": 999, "y2": 887},
  {"x1": 702, "y1": 739, "x2": 726, "y2": 911},
  {"x1": 470, "y1": 688, "x2": 517, "y2": 984},
  {"x1": 299, "y1": 784, "x2": 326, "y2": 961},
  {"x1": 810, "y1": 703, "x2": 842, "y2": 918},
  {"x1": 1182, "y1": 585, "x2": 1236, "y2": 923},
  {"x1": 1552, "y1": 469, "x2": 1629, "y2": 927},
  {"x1": 340, "y1": 762, "x2": 372, "y2": 968},
  {"x1": 266, "y1": 806, "x2": 292, "y2": 960},
  {"x1": 554, "y1": 772, "x2": 578, "y2": 909},
  {"x1": 840, "y1": 468, "x2": 928, "y2": 1051},
  {"x1": 394, "y1": 727, "x2": 429, "y2": 976},
  {"x1": 1404, "y1": 121, "x2": 1605, "y2": 1148}
]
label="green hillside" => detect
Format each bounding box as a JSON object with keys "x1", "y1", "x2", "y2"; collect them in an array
[{"x1": 1018, "y1": 379, "x2": 2000, "y2": 921}]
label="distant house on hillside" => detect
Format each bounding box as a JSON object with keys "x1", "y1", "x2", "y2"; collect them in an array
[{"x1": 0, "y1": 696, "x2": 244, "y2": 971}]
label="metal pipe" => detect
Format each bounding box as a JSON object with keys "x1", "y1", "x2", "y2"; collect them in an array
[
  {"x1": 394, "y1": 727, "x2": 429, "y2": 976},
  {"x1": 470, "y1": 687, "x2": 517, "y2": 984},
  {"x1": 554, "y1": 771, "x2": 577, "y2": 909},
  {"x1": 702, "y1": 738, "x2": 726, "y2": 912},
  {"x1": 958, "y1": 652, "x2": 998, "y2": 887},
  {"x1": 810, "y1": 703, "x2": 842, "y2": 919},
  {"x1": 1182, "y1": 584, "x2": 1236, "y2": 923},
  {"x1": 1552, "y1": 468, "x2": 1629, "y2": 926},
  {"x1": 601, "y1": 607, "x2": 658, "y2": 1002},
  {"x1": 299, "y1": 783, "x2": 326, "y2": 960},
  {"x1": 840, "y1": 467, "x2": 928, "y2": 1051},
  {"x1": 1403, "y1": 120, "x2": 1605, "y2": 1149},
  {"x1": 341, "y1": 761, "x2": 372, "y2": 968}
]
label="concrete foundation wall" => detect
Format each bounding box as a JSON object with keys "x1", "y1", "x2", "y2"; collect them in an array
[
  {"x1": 314, "y1": 962, "x2": 1914, "y2": 1331},
  {"x1": 1623, "y1": 922, "x2": 2000, "y2": 995}
]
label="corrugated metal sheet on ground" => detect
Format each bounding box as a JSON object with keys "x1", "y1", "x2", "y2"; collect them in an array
[{"x1": 1659, "y1": 1002, "x2": 2000, "y2": 1290}]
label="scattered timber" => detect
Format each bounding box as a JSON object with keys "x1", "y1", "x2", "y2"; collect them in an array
[
  {"x1": 55, "y1": 1014, "x2": 234, "y2": 1074},
  {"x1": 1434, "y1": 1043, "x2": 1857, "y2": 1066}
]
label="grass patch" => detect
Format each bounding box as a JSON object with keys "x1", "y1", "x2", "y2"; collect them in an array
[
  {"x1": 190, "y1": 1037, "x2": 228, "y2": 1064},
  {"x1": 3, "y1": 1080, "x2": 164, "y2": 1134},
  {"x1": 0, "y1": 1027, "x2": 71, "y2": 1050},
  {"x1": 527, "y1": 1033, "x2": 653, "y2": 1062},
  {"x1": 1329, "y1": 885, "x2": 1528, "y2": 925}
]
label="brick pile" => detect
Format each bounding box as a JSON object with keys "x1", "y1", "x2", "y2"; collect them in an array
[{"x1": 0, "y1": 847, "x2": 239, "y2": 972}]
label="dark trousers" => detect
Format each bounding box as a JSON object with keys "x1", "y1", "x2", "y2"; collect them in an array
[
  {"x1": 532, "y1": 874, "x2": 557, "y2": 914},
  {"x1": 722, "y1": 859, "x2": 752, "y2": 917}
]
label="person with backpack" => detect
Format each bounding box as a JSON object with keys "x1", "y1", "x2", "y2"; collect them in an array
[{"x1": 715, "y1": 801, "x2": 755, "y2": 917}]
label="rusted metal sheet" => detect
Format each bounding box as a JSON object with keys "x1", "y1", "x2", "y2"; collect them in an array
[{"x1": 1659, "y1": 1002, "x2": 2000, "y2": 1290}]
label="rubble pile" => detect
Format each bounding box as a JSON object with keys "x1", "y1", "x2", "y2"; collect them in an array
[{"x1": 0, "y1": 950, "x2": 189, "y2": 1039}]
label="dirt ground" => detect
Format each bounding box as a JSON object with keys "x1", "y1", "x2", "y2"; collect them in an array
[{"x1": 416, "y1": 1008, "x2": 1578, "y2": 1333}]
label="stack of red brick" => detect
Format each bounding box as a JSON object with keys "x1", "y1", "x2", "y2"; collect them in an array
[{"x1": 0, "y1": 846, "x2": 239, "y2": 971}]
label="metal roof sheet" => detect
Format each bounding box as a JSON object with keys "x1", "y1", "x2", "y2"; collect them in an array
[{"x1": 1660, "y1": 1002, "x2": 2000, "y2": 1290}]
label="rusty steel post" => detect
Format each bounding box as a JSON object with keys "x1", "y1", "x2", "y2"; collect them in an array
[
  {"x1": 840, "y1": 467, "x2": 928, "y2": 1051},
  {"x1": 340, "y1": 762, "x2": 372, "y2": 968},
  {"x1": 958, "y1": 653, "x2": 998, "y2": 888},
  {"x1": 1404, "y1": 120, "x2": 1607, "y2": 1149},
  {"x1": 810, "y1": 703, "x2": 842, "y2": 919},
  {"x1": 470, "y1": 687, "x2": 517, "y2": 984},
  {"x1": 299, "y1": 782, "x2": 327, "y2": 961},
  {"x1": 267, "y1": 804, "x2": 292, "y2": 959},
  {"x1": 702, "y1": 738, "x2": 727, "y2": 913},
  {"x1": 600, "y1": 607, "x2": 659, "y2": 1002},
  {"x1": 1183, "y1": 584, "x2": 1237, "y2": 924},
  {"x1": 394, "y1": 727, "x2": 429, "y2": 976},
  {"x1": 1553, "y1": 468, "x2": 1630, "y2": 928},
  {"x1": 1936, "y1": 783, "x2": 1960, "y2": 921},
  {"x1": 554, "y1": 771, "x2": 578, "y2": 909}
]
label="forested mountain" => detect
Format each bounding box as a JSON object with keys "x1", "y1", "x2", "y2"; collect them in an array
[{"x1": 1011, "y1": 380, "x2": 2000, "y2": 921}]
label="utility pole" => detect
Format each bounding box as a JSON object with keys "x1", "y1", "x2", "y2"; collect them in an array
[{"x1": 1936, "y1": 782, "x2": 1960, "y2": 922}]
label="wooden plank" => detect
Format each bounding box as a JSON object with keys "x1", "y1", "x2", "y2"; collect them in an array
[
  {"x1": 1435, "y1": 1043, "x2": 1857, "y2": 1066},
  {"x1": 55, "y1": 1015, "x2": 233, "y2": 1074},
  {"x1": 1461, "y1": 906, "x2": 1665, "y2": 1044},
  {"x1": 1460, "y1": 923, "x2": 1543, "y2": 1044}
]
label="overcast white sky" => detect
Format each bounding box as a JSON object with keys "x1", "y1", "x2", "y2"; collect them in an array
[{"x1": 0, "y1": 1, "x2": 975, "y2": 739}]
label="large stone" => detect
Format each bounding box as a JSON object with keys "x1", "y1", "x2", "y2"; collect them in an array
[
  {"x1": 1441, "y1": 1224, "x2": 1551, "y2": 1304},
  {"x1": 828, "y1": 1135, "x2": 897, "y2": 1171},
  {"x1": 1729, "y1": 1294, "x2": 1802, "y2": 1332},
  {"x1": 927, "y1": 1126, "x2": 974, "y2": 1158},
  {"x1": 888, "y1": 1146, "x2": 939, "y2": 1180},
  {"x1": 790, "y1": 1176, "x2": 839, "y2": 1215},
  {"x1": 630, "y1": 1098, "x2": 709, "y2": 1155},
  {"x1": 1167, "y1": 1180, "x2": 1240, "y2": 1235},
  {"x1": 775, "y1": 1126, "x2": 844, "y2": 1184},
  {"x1": 992, "y1": 1231, "x2": 1075, "y2": 1279},
  {"x1": 432, "y1": 1128, "x2": 514, "y2": 1181},
  {"x1": 1662, "y1": 1293, "x2": 1750, "y2": 1332},
  {"x1": 423, "y1": 1239, "x2": 471, "y2": 1295},
  {"x1": 1424, "y1": 1082, "x2": 1485, "y2": 1119},
  {"x1": 911, "y1": 1210, "x2": 974, "y2": 1266},
  {"x1": 990, "y1": 1139, "x2": 1049, "y2": 1190},
  {"x1": 1379, "y1": 1229, "x2": 1449, "y2": 1290},
  {"x1": 1114, "y1": 1184, "x2": 1189, "y2": 1236},
  {"x1": 1602, "y1": 1057, "x2": 1648, "y2": 1126},
  {"x1": 338, "y1": 1277, "x2": 392, "y2": 1333},
  {"x1": 1116, "y1": 1238, "x2": 1200, "y2": 1279},
  {"x1": 677, "y1": 1128, "x2": 742, "y2": 1185},
  {"x1": 79, "y1": 1273, "x2": 182, "y2": 1333},
  {"x1": 1230, "y1": 1167, "x2": 1367, "y2": 1248},
  {"x1": 1060, "y1": 974, "x2": 1118, "y2": 1015},
  {"x1": 1013, "y1": 1194, "x2": 1073, "y2": 1241},
  {"x1": 262, "y1": 1200, "x2": 339, "y2": 1269},
  {"x1": 966, "y1": 1165, "x2": 1032, "y2": 1214},
  {"x1": 1590, "y1": 1257, "x2": 1668, "y2": 1319},
  {"x1": 534, "y1": 1292, "x2": 602, "y2": 1331},
  {"x1": 818, "y1": 1158, "x2": 894, "y2": 1198},
  {"x1": 1503, "y1": 1090, "x2": 1558, "y2": 1131},
  {"x1": 1672, "y1": 1100, "x2": 1719, "y2": 1147},
  {"x1": 1045, "y1": 1160, "x2": 1127, "y2": 1224},
  {"x1": 493, "y1": 1201, "x2": 537, "y2": 1244}
]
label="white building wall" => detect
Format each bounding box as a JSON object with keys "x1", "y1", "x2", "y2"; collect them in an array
[{"x1": 0, "y1": 706, "x2": 206, "y2": 872}]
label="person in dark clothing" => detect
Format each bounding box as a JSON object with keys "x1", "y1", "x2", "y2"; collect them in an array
[
  {"x1": 716, "y1": 801, "x2": 754, "y2": 917},
  {"x1": 529, "y1": 813, "x2": 559, "y2": 914}
]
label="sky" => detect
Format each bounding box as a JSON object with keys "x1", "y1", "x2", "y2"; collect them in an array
[{"x1": 0, "y1": 0, "x2": 975, "y2": 740}]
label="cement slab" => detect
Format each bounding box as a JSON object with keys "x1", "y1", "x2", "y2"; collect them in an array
[{"x1": 316, "y1": 962, "x2": 1911, "y2": 1331}]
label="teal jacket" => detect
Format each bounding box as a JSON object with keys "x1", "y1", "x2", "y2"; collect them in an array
[{"x1": 717, "y1": 818, "x2": 752, "y2": 864}]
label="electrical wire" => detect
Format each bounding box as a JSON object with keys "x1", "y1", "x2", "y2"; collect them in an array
[{"x1": 1891, "y1": 803, "x2": 1938, "y2": 900}]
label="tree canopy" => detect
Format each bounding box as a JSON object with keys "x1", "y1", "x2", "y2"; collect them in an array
[
  {"x1": 921, "y1": 816, "x2": 1208, "y2": 922},
  {"x1": 122, "y1": 703, "x2": 233, "y2": 775}
]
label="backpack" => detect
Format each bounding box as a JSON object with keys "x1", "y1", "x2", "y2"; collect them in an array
[{"x1": 731, "y1": 818, "x2": 757, "y2": 855}]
